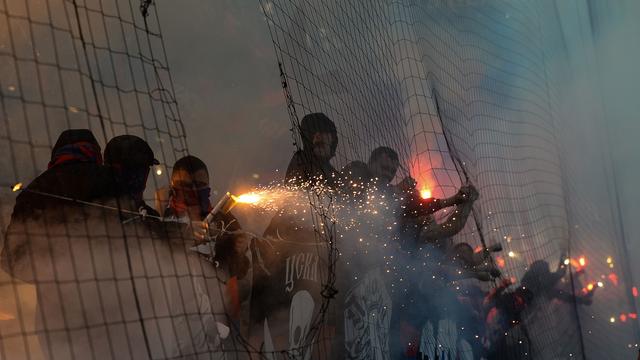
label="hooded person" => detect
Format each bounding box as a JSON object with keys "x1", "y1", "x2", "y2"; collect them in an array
[
  {"x1": 103, "y1": 134, "x2": 160, "y2": 217},
  {"x1": 285, "y1": 112, "x2": 339, "y2": 187},
  {"x1": 1, "y1": 129, "x2": 115, "y2": 282},
  {"x1": 247, "y1": 113, "x2": 339, "y2": 359}
]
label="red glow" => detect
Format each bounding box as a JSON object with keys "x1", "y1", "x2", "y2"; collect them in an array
[
  {"x1": 632, "y1": 287, "x2": 638, "y2": 298},
  {"x1": 629, "y1": 313, "x2": 638, "y2": 319},
  {"x1": 496, "y1": 256, "x2": 505, "y2": 268},
  {"x1": 620, "y1": 314, "x2": 627, "y2": 322},
  {"x1": 608, "y1": 273, "x2": 619, "y2": 286}
]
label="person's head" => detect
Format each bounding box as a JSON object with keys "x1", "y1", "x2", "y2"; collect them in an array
[
  {"x1": 104, "y1": 135, "x2": 158, "y2": 202},
  {"x1": 48, "y1": 129, "x2": 102, "y2": 168},
  {"x1": 170, "y1": 155, "x2": 210, "y2": 219},
  {"x1": 299, "y1": 113, "x2": 338, "y2": 160},
  {"x1": 368, "y1": 146, "x2": 399, "y2": 184}
]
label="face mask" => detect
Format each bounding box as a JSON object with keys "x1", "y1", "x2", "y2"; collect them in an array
[{"x1": 171, "y1": 186, "x2": 212, "y2": 217}]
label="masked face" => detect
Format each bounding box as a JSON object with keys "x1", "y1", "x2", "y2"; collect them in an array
[
  {"x1": 369, "y1": 154, "x2": 399, "y2": 184},
  {"x1": 171, "y1": 169, "x2": 210, "y2": 218},
  {"x1": 311, "y1": 132, "x2": 333, "y2": 159}
]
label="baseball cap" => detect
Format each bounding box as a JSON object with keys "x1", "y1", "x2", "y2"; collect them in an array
[{"x1": 104, "y1": 135, "x2": 159, "y2": 167}]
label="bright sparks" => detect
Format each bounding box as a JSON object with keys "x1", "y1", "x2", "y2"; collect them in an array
[
  {"x1": 563, "y1": 258, "x2": 570, "y2": 266},
  {"x1": 12, "y1": 182, "x2": 23, "y2": 192},
  {"x1": 420, "y1": 188, "x2": 432, "y2": 199},
  {"x1": 508, "y1": 251, "x2": 515, "y2": 258}
]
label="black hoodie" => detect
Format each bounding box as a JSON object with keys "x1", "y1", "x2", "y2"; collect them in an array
[{"x1": 285, "y1": 112, "x2": 338, "y2": 187}]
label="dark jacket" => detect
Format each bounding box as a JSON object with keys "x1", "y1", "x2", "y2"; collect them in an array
[
  {"x1": 1, "y1": 162, "x2": 117, "y2": 282},
  {"x1": 284, "y1": 149, "x2": 338, "y2": 186}
]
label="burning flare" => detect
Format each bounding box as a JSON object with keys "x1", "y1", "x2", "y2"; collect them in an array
[
  {"x1": 232, "y1": 192, "x2": 262, "y2": 204},
  {"x1": 12, "y1": 182, "x2": 22, "y2": 192},
  {"x1": 419, "y1": 188, "x2": 432, "y2": 199}
]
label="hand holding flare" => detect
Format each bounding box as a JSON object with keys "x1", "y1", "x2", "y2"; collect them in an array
[{"x1": 192, "y1": 192, "x2": 263, "y2": 244}]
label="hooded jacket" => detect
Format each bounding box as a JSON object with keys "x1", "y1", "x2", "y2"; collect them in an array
[
  {"x1": 285, "y1": 112, "x2": 338, "y2": 187},
  {"x1": 1, "y1": 130, "x2": 118, "y2": 281}
]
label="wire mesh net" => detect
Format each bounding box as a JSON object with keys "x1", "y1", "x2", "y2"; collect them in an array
[{"x1": 0, "y1": 0, "x2": 638, "y2": 359}]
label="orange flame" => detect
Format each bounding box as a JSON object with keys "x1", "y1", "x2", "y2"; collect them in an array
[
  {"x1": 232, "y1": 192, "x2": 262, "y2": 204},
  {"x1": 608, "y1": 273, "x2": 619, "y2": 286},
  {"x1": 420, "y1": 188, "x2": 432, "y2": 199}
]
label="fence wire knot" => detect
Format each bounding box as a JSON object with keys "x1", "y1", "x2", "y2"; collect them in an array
[{"x1": 140, "y1": 0, "x2": 153, "y2": 17}]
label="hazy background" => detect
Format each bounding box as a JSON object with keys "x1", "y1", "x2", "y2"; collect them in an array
[
  {"x1": 156, "y1": 1, "x2": 640, "y2": 356},
  {"x1": 157, "y1": 1, "x2": 291, "y2": 196}
]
